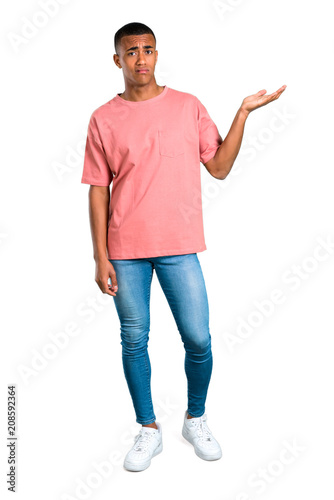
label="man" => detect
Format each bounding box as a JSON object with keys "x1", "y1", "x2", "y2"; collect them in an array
[{"x1": 81, "y1": 21, "x2": 286, "y2": 472}]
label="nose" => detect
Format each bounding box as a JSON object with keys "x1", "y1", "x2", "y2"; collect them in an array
[{"x1": 136, "y1": 50, "x2": 146, "y2": 65}]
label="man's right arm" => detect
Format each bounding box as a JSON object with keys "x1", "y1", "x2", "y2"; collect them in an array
[{"x1": 88, "y1": 185, "x2": 118, "y2": 296}]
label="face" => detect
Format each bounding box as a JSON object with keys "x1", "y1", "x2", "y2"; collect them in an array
[{"x1": 113, "y1": 34, "x2": 158, "y2": 86}]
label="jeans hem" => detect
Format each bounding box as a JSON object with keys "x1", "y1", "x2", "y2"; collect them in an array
[
  {"x1": 186, "y1": 410, "x2": 205, "y2": 419},
  {"x1": 136, "y1": 417, "x2": 157, "y2": 425}
]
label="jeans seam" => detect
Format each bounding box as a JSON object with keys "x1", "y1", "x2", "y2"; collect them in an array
[
  {"x1": 138, "y1": 263, "x2": 155, "y2": 424},
  {"x1": 142, "y1": 347, "x2": 155, "y2": 423}
]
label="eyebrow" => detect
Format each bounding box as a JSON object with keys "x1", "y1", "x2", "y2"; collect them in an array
[{"x1": 126, "y1": 45, "x2": 154, "y2": 52}]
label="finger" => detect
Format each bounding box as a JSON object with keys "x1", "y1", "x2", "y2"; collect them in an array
[
  {"x1": 265, "y1": 92, "x2": 280, "y2": 102},
  {"x1": 104, "y1": 285, "x2": 117, "y2": 296},
  {"x1": 265, "y1": 91, "x2": 279, "y2": 99},
  {"x1": 273, "y1": 87, "x2": 286, "y2": 98},
  {"x1": 97, "y1": 279, "x2": 117, "y2": 296},
  {"x1": 273, "y1": 89, "x2": 286, "y2": 100},
  {"x1": 109, "y1": 272, "x2": 118, "y2": 292},
  {"x1": 265, "y1": 86, "x2": 286, "y2": 99},
  {"x1": 108, "y1": 278, "x2": 118, "y2": 296}
]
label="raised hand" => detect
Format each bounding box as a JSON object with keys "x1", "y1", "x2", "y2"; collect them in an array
[{"x1": 241, "y1": 85, "x2": 287, "y2": 115}]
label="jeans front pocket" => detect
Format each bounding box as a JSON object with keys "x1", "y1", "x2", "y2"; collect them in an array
[{"x1": 158, "y1": 129, "x2": 184, "y2": 158}]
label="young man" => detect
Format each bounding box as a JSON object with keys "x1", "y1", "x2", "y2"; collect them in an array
[{"x1": 81, "y1": 22, "x2": 286, "y2": 472}]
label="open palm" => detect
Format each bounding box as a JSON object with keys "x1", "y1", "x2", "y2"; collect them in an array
[{"x1": 242, "y1": 85, "x2": 287, "y2": 114}]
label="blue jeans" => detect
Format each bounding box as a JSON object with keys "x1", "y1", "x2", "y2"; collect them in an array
[{"x1": 108, "y1": 253, "x2": 213, "y2": 425}]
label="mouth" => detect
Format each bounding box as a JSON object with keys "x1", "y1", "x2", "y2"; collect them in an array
[{"x1": 136, "y1": 69, "x2": 149, "y2": 74}]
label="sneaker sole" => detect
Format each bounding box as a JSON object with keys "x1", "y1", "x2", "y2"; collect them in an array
[
  {"x1": 182, "y1": 426, "x2": 222, "y2": 461},
  {"x1": 123, "y1": 440, "x2": 163, "y2": 472}
]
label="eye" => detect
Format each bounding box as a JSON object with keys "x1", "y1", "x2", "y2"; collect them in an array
[{"x1": 128, "y1": 50, "x2": 153, "y2": 56}]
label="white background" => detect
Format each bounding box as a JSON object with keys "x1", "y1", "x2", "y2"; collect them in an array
[{"x1": 1, "y1": 0, "x2": 334, "y2": 498}]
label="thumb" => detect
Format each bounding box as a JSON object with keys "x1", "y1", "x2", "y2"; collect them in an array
[{"x1": 109, "y1": 272, "x2": 118, "y2": 291}]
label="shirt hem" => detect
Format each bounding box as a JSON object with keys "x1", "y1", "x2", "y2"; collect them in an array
[
  {"x1": 81, "y1": 177, "x2": 111, "y2": 186},
  {"x1": 107, "y1": 244, "x2": 207, "y2": 260},
  {"x1": 201, "y1": 148, "x2": 219, "y2": 165}
]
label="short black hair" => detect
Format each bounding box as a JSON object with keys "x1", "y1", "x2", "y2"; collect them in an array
[{"x1": 114, "y1": 22, "x2": 156, "y2": 55}]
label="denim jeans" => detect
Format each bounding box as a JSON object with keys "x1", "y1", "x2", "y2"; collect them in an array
[{"x1": 108, "y1": 253, "x2": 213, "y2": 425}]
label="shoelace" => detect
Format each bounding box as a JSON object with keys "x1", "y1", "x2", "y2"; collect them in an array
[
  {"x1": 133, "y1": 429, "x2": 156, "y2": 453},
  {"x1": 191, "y1": 414, "x2": 212, "y2": 442}
]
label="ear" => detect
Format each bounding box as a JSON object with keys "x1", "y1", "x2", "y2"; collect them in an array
[{"x1": 113, "y1": 53, "x2": 121, "y2": 69}]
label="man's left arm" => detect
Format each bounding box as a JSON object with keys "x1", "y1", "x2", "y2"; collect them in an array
[{"x1": 205, "y1": 85, "x2": 287, "y2": 180}]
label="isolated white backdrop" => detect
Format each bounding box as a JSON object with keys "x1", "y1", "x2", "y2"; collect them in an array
[{"x1": 1, "y1": 0, "x2": 334, "y2": 498}]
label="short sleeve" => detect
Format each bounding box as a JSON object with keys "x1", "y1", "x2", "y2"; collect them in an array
[
  {"x1": 196, "y1": 98, "x2": 223, "y2": 165},
  {"x1": 81, "y1": 116, "x2": 113, "y2": 186}
]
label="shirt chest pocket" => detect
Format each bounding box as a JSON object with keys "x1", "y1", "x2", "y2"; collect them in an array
[{"x1": 158, "y1": 129, "x2": 184, "y2": 158}]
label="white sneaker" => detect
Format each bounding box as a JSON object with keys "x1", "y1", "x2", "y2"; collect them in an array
[
  {"x1": 123, "y1": 422, "x2": 163, "y2": 472},
  {"x1": 182, "y1": 411, "x2": 222, "y2": 460}
]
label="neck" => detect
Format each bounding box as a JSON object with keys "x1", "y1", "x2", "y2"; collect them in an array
[{"x1": 119, "y1": 81, "x2": 164, "y2": 102}]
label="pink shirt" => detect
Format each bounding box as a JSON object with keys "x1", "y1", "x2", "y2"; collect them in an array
[{"x1": 81, "y1": 85, "x2": 222, "y2": 259}]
